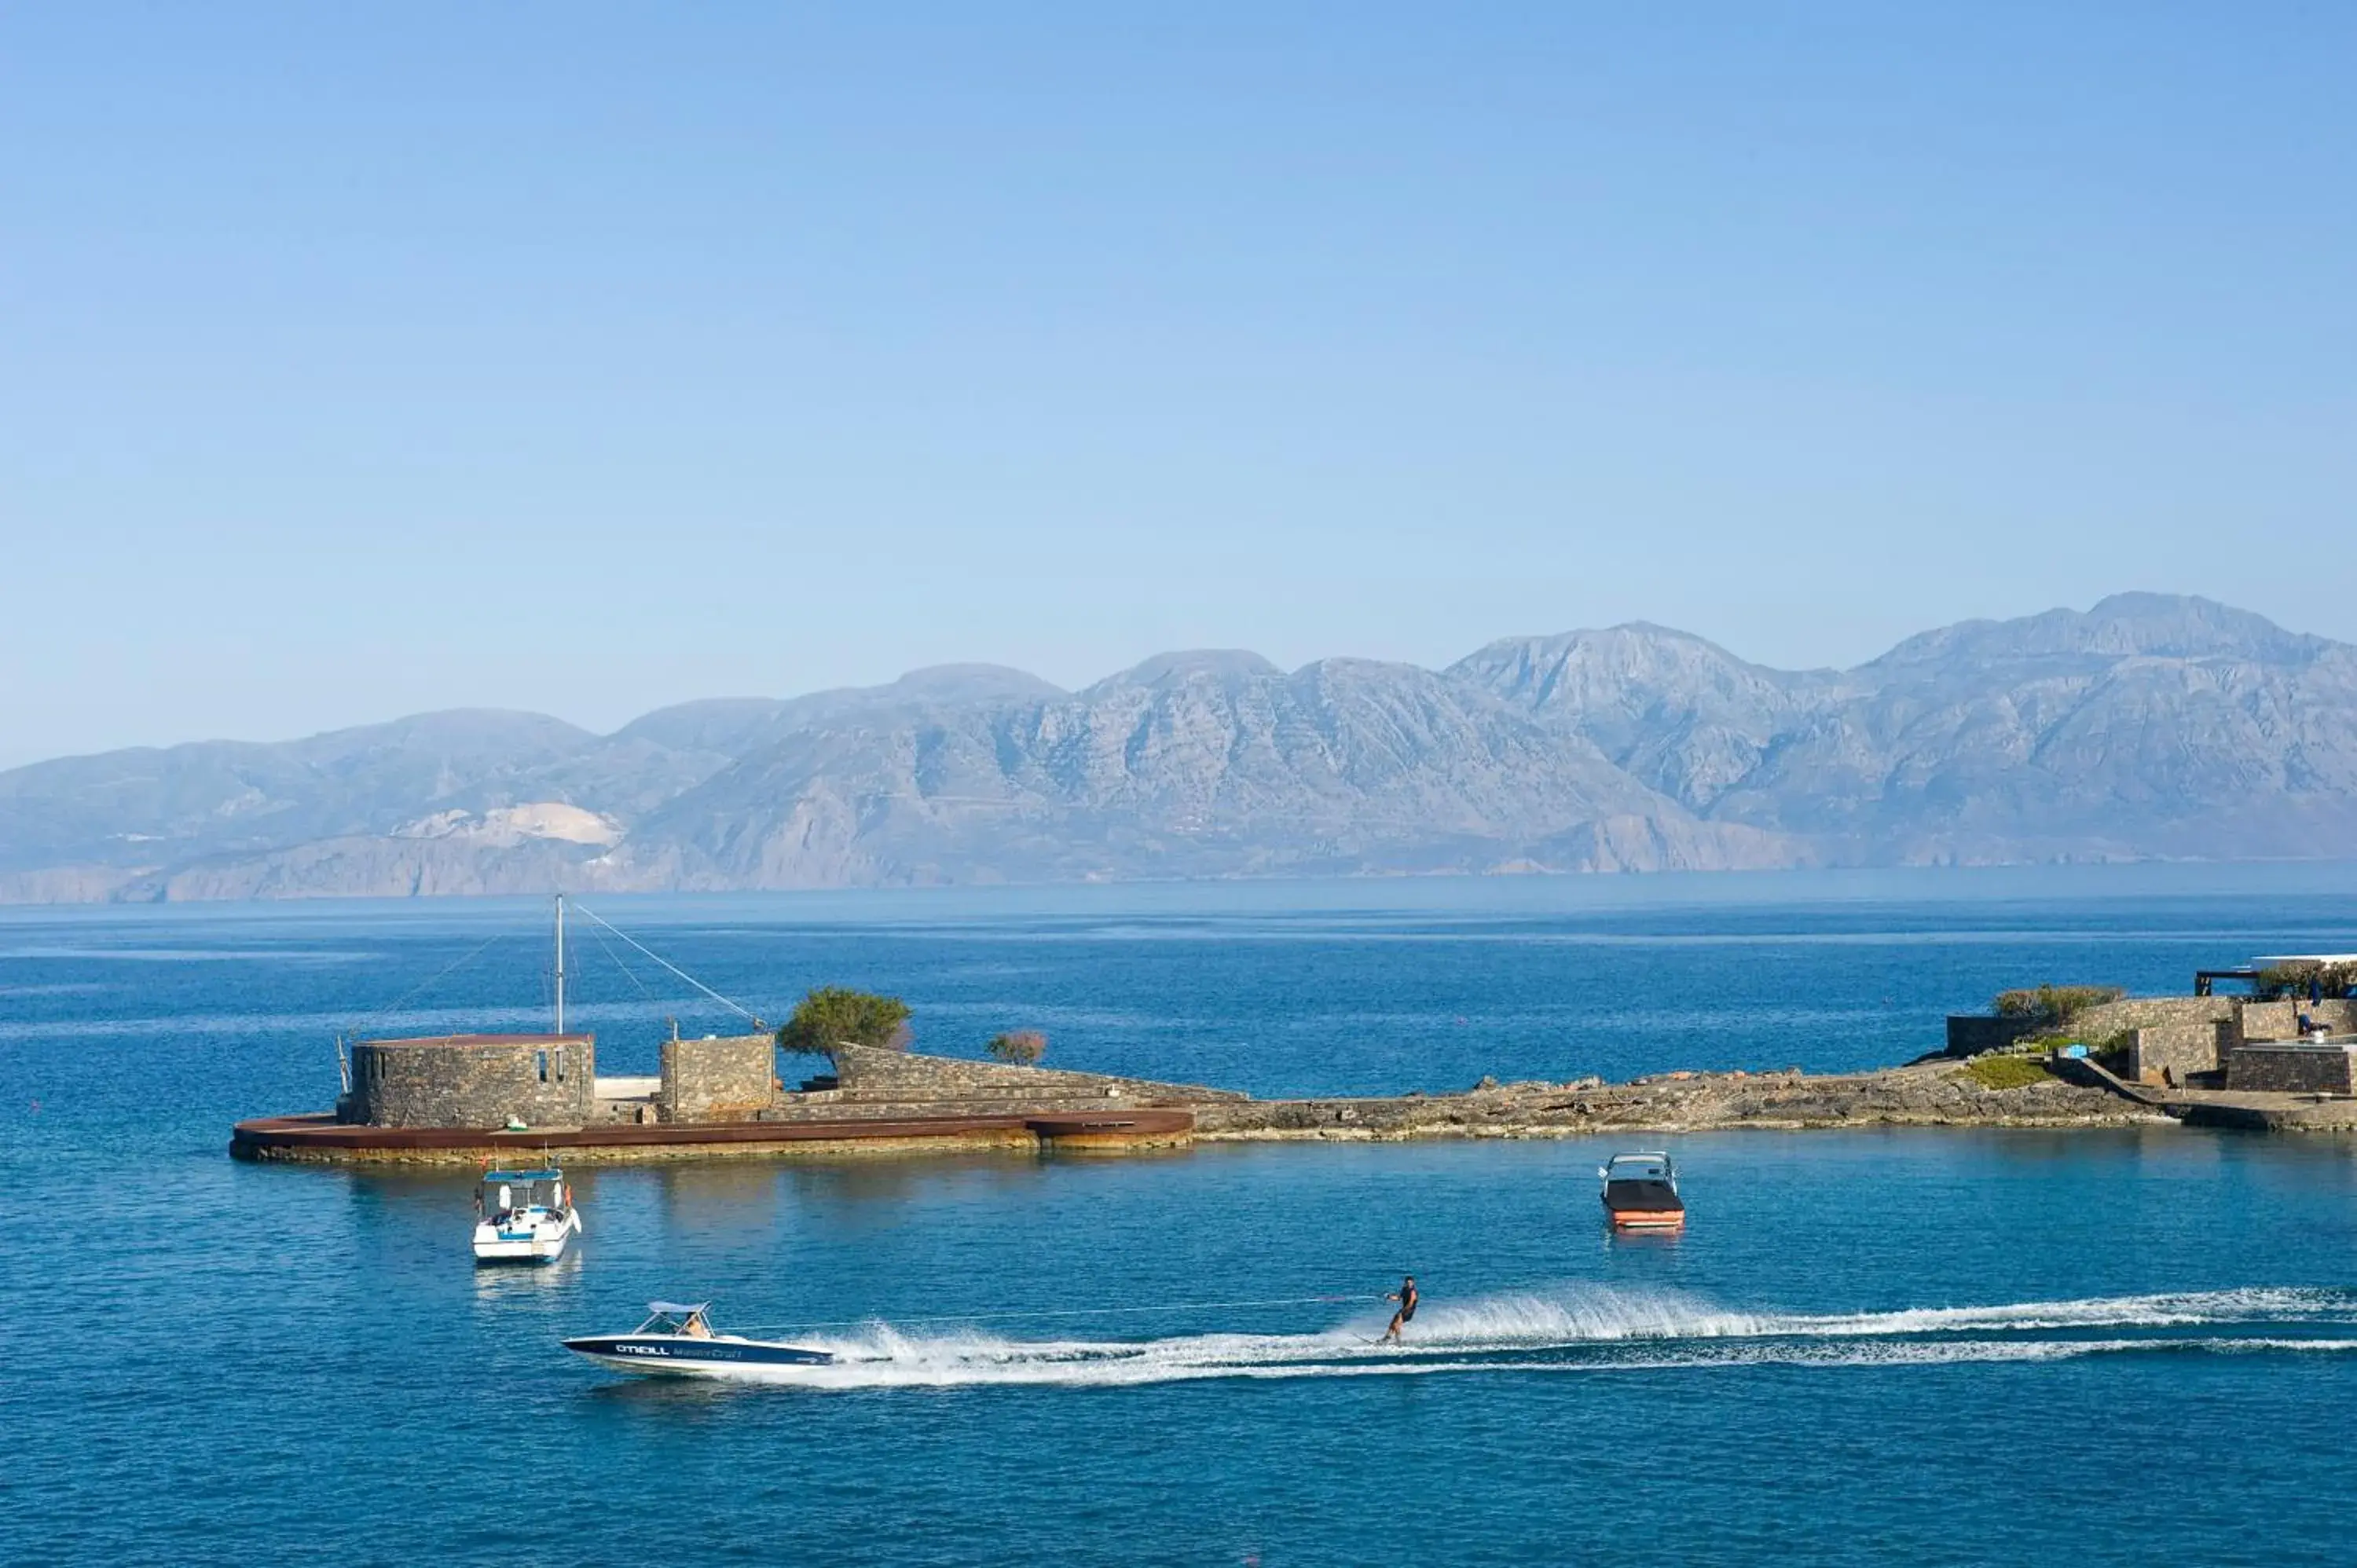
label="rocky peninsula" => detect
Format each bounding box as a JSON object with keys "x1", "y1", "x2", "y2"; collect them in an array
[
  {"x1": 236, "y1": 1032, "x2": 2177, "y2": 1167},
  {"x1": 1200, "y1": 1058, "x2": 2158, "y2": 1141},
  {"x1": 240, "y1": 970, "x2": 2357, "y2": 1166}
]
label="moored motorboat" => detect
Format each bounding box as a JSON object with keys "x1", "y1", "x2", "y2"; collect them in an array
[
  {"x1": 564, "y1": 1302, "x2": 836, "y2": 1376},
  {"x1": 1599, "y1": 1150, "x2": 1685, "y2": 1229},
  {"x1": 473, "y1": 1167, "x2": 583, "y2": 1262}
]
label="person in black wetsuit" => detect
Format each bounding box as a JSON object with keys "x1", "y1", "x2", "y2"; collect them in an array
[{"x1": 1383, "y1": 1276, "x2": 1419, "y2": 1343}]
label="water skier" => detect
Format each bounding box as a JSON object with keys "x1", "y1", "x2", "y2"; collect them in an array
[{"x1": 1382, "y1": 1275, "x2": 1419, "y2": 1343}]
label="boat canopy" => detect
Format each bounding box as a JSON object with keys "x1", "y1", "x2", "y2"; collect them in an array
[
  {"x1": 648, "y1": 1301, "x2": 711, "y2": 1317},
  {"x1": 480, "y1": 1171, "x2": 564, "y2": 1214}
]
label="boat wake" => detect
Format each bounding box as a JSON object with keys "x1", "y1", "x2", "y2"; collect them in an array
[{"x1": 688, "y1": 1284, "x2": 2357, "y2": 1390}]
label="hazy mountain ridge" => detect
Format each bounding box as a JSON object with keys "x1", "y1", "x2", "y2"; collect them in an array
[
  {"x1": 628, "y1": 654, "x2": 1795, "y2": 888},
  {"x1": 5, "y1": 595, "x2": 2351, "y2": 901}
]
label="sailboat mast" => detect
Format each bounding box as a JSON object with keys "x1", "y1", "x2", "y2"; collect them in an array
[{"x1": 554, "y1": 893, "x2": 566, "y2": 1035}]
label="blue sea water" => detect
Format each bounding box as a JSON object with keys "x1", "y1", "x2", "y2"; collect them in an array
[{"x1": 5, "y1": 866, "x2": 2357, "y2": 1566}]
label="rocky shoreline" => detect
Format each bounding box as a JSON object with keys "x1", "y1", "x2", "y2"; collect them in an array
[
  {"x1": 1194, "y1": 1060, "x2": 2161, "y2": 1141},
  {"x1": 238, "y1": 1039, "x2": 2232, "y2": 1169}
]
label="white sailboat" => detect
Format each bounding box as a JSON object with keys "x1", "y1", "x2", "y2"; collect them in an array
[{"x1": 467, "y1": 896, "x2": 587, "y2": 1264}]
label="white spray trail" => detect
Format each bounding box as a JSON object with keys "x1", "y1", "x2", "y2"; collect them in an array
[{"x1": 643, "y1": 1284, "x2": 2357, "y2": 1392}]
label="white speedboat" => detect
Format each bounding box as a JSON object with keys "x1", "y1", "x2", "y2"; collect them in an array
[
  {"x1": 564, "y1": 1302, "x2": 835, "y2": 1376},
  {"x1": 473, "y1": 1167, "x2": 583, "y2": 1263},
  {"x1": 1599, "y1": 1150, "x2": 1686, "y2": 1229}
]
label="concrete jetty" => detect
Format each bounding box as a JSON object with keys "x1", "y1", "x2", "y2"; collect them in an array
[
  {"x1": 230, "y1": 1107, "x2": 1197, "y2": 1164},
  {"x1": 233, "y1": 1034, "x2": 1226, "y2": 1164}
]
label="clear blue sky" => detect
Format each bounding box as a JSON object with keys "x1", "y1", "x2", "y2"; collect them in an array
[{"x1": 4, "y1": 5, "x2": 2352, "y2": 767}]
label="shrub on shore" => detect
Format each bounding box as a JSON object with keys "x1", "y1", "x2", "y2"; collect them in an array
[
  {"x1": 1992, "y1": 984, "x2": 2124, "y2": 1023},
  {"x1": 1963, "y1": 1055, "x2": 2056, "y2": 1090},
  {"x1": 776, "y1": 987, "x2": 913, "y2": 1055},
  {"x1": 985, "y1": 1030, "x2": 1047, "y2": 1065},
  {"x1": 2256, "y1": 961, "x2": 2357, "y2": 1002}
]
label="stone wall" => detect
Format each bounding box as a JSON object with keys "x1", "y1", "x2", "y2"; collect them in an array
[
  {"x1": 1948, "y1": 996, "x2": 2235, "y2": 1057},
  {"x1": 2231, "y1": 1001, "x2": 2300, "y2": 1046},
  {"x1": 660, "y1": 1034, "x2": 778, "y2": 1123},
  {"x1": 825, "y1": 1043, "x2": 1248, "y2": 1107},
  {"x1": 2225, "y1": 1044, "x2": 2357, "y2": 1095},
  {"x1": 346, "y1": 1035, "x2": 596, "y2": 1129},
  {"x1": 2069, "y1": 996, "x2": 2237, "y2": 1039},
  {"x1": 2124, "y1": 1022, "x2": 2226, "y2": 1086}
]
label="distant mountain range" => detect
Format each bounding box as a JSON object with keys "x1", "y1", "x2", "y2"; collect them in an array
[{"x1": 6, "y1": 593, "x2": 2354, "y2": 901}]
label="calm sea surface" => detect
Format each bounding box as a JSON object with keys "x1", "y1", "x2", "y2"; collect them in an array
[{"x1": 5, "y1": 866, "x2": 2357, "y2": 1566}]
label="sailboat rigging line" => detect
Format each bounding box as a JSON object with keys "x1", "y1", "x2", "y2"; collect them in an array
[
  {"x1": 581, "y1": 917, "x2": 658, "y2": 1002},
  {"x1": 375, "y1": 929, "x2": 511, "y2": 1024},
  {"x1": 566, "y1": 902, "x2": 764, "y2": 1025},
  {"x1": 734, "y1": 1295, "x2": 1382, "y2": 1335}
]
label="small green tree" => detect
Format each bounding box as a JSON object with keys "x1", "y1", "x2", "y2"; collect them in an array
[
  {"x1": 2256, "y1": 961, "x2": 2357, "y2": 1002},
  {"x1": 776, "y1": 987, "x2": 912, "y2": 1055},
  {"x1": 985, "y1": 1029, "x2": 1047, "y2": 1066}
]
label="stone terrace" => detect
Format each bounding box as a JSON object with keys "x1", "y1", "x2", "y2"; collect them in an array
[{"x1": 769, "y1": 1042, "x2": 1246, "y2": 1122}]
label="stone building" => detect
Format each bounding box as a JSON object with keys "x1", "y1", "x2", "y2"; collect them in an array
[
  {"x1": 1949, "y1": 984, "x2": 2357, "y2": 1092},
  {"x1": 335, "y1": 1027, "x2": 1238, "y2": 1131},
  {"x1": 343, "y1": 1032, "x2": 596, "y2": 1129},
  {"x1": 658, "y1": 1033, "x2": 778, "y2": 1124}
]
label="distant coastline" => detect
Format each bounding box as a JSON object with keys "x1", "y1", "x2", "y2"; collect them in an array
[{"x1": 9, "y1": 857, "x2": 2357, "y2": 917}]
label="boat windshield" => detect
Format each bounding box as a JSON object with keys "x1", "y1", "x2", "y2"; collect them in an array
[
  {"x1": 1603, "y1": 1155, "x2": 1673, "y2": 1183},
  {"x1": 480, "y1": 1173, "x2": 562, "y2": 1212}
]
